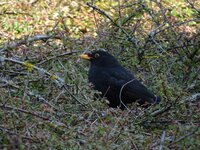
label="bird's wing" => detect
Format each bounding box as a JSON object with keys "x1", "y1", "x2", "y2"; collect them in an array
[{"x1": 105, "y1": 68, "x2": 155, "y2": 102}]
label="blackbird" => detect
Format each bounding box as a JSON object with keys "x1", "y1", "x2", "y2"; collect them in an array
[{"x1": 80, "y1": 50, "x2": 160, "y2": 109}]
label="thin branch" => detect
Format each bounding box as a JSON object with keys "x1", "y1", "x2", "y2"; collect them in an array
[
  {"x1": 143, "y1": 120, "x2": 200, "y2": 125},
  {"x1": 0, "y1": 77, "x2": 58, "y2": 110},
  {"x1": 0, "y1": 34, "x2": 61, "y2": 51},
  {"x1": 62, "y1": 85, "x2": 88, "y2": 108},
  {"x1": 185, "y1": 93, "x2": 200, "y2": 103},
  {"x1": 1, "y1": 56, "x2": 87, "y2": 107},
  {"x1": 154, "y1": 18, "x2": 200, "y2": 36},
  {"x1": 150, "y1": 104, "x2": 172, "y2": 117},
  {"x1": 0, "y1": 104, "x2": 49, "y2": 120},
  {"x1": 86, "y1": 2, "x2": 138, "y2": 46},
  {"x1": 150, "y1": 95, "x2": 181, "y2": 117},
  {"x1": 168, "y1": 127, "x2": 199, "y2": 148},
  {"x1": 2, "y1": 57, "x2": 65, "y2": 86},
  {"x1": 0, "y1": 2, "x2": 11, "y2": 6},
  {"x1": 0, "y1": 126, "x2": 40, "y2": 143},
  {"x1": 119, "y1": 79, "x2": 136, "y2": 110},
  {"x1": 186, "y1": 0, "x2": 200, "y2": 13},
  {"x1": 159, "y1": 130, "x2": 166, "y2": 150},
  {"x1": 38, "y1": 50, "x2": 78, "y2": 65}
]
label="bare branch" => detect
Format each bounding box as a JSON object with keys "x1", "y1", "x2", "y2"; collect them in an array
[
  {"x1": 168, "y1": 127, "x2": 199, "y2": 148},
  {"x1": 186, "y1": 0, "x2": 200, "y2": 13},
  {"x1": 0, "y1": 34, "x2": 61, "y2": 52},
  {"x1": 0, "y1": 104, "x2": 49, "y2": 120},
  {"x1": 0, "y1": 126, "x2": 40, "y2": 143},
  {"x1": 2, "y1": 57, "x2": 65, "y2": 86},
  {"x1": 86, "y1": 2, "x2": 138, "y2": 46}
]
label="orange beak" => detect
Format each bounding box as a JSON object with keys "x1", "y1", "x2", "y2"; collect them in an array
[{"x1": 80, "y1": 54, "x2": 91, "y2": 60}]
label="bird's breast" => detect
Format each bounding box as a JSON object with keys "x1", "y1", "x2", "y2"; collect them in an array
[{"x1": 88, "y1": 67, "x2": 111, "y2": 91}]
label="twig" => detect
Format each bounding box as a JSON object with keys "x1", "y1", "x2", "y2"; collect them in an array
[
  {"x1": 168, "y1": 127, "x2": 199, "y2": 148},
  {"x1": 62, "y1": 85, "x2": 88, "y2": 108},
  {"x1": 143, "y1": 120, "x2": 200, "y2": 125},
  {"x1": 31, "y1": 0, "x2": 40, "y2": 6},
  {"x1": 2, "y1": 57, "x2": 65, "y2": 86},
  {"x1": 134, "y1": 96, "x2": 181, "y2": 126},
  {"x1": 38, "y1": 51, "x2": 78, "y2": 65},
  {"x1": 185, "y1": 93, "x2": 200, "y2": 103},
  {"x1": 151, "y1": 95, "x2": 181, "y2": 117},
  {"x1": 150, "y1": 104, "x2": 172, "y2": 117},
  {"x1": 119, "y1": 79, "x2": 136, "y2": 110},
  {"x1": 186, "y1": 0, "x2": 200, "y2": 13},
  {"x1": 0, "y1": 104, "x2": 49, "y2": 120},
  {"x1": 1, "y1": 56, "x2": 86, "y2": 107},
  {"x1": 108, "y1": 110, "x2": 132, "y2": 142},
  {"x1": 86, "y1": 2, "x2": 138, "y2": 46},
  {"x1": 0, "y1": 77, "x2": 58, "y2": 110},
  {"x1": 153, "y1": 18, "x2": 200, "y2": 36},
  {"x1": 159, "y1": 130, "x2": 166, "y2": 150},
  {"x1": 0, "y1": 34, "x2": 60, "y2": 51},
  {"x1": 0, "y1": 2, "x2": 11, "y2": 6},
  {"x1": 0, "y1": 126, "x2": 40, "y2": 143}
]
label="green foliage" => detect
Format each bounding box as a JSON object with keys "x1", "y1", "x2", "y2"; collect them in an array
[{"x1": 0, "y1": 0, "x2": 199, "y2": 149}]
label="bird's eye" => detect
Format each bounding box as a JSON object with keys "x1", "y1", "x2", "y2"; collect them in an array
[{"x1": 95, "y1": 53, "x2": 100, "y2": 58}]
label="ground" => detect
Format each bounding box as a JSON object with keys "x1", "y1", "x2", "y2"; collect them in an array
[{"x1": 0, "y1": 0, "x2": 199, "y2": 149}]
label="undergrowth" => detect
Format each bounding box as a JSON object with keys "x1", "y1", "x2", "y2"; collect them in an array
[{"x1": 0, "y1": 0, "x2": 199, "y2": 149}]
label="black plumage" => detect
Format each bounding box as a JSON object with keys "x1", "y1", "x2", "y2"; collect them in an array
[{"x1": 80, "y1": 50, "x2": 160, "y2": 109}]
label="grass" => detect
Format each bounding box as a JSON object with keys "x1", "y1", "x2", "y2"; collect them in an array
[{"x1": 0, "y1": 0, "x2": 199, "y2": 149}]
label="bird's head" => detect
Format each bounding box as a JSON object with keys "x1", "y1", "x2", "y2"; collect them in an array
[{"x1": 80, "y1": 50, "x2": 120, "y2": 67}]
